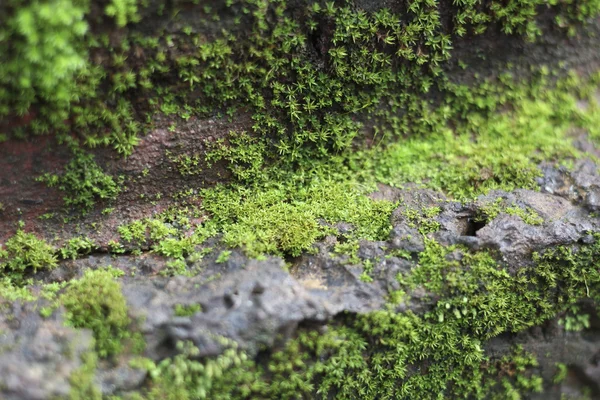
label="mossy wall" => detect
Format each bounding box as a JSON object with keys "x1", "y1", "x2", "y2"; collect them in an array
[{"x1": 2, "y1": 0, "x2": 600, "y2": 399}]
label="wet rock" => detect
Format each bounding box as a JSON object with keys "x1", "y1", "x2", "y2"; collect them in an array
[
  {"x1": 389, "y1": 224, "x2": 425, "y2": 253},
  {"x1": 385, "y1": 186, "x2": 600, "y2": 268},
  {"x1": 473, "y1": 190, "x2": 599, "y2": 267},
  {"x1": 97, "y1": 364, "x2": 147, "y2": 394}
]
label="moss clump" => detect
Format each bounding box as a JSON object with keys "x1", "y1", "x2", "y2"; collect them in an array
[
  {"x1": 0, "y1": 229, "x2": 57, "y2": 274},
  {"x1": 61, "y1": 268, "x2": 131, "y2": 357},
  {"x1": 0, "y1": 277, "x2": 36, "y2": 302},
  {"x1": 140, "y1": 340, "x2": 266, "y2": 400},
  {"x1": 68, "y1": 351, "x2": 102, "y2": 400},
  {"x1": 368, "y1": 71, "x2": 590, "y2": 199},
  {"x1": 0, "y1": 0, "x2": 89, "y2": 118},
  {"x1": 59, "y1": 237, "x2": 96, "y2": 260},
  {"x1": 37, "y1": 150, "x2": 120, "y2": 212},
  {"x1": 202, "y1": 180, "x2": 394, "y2": 258},
  {"x1": 104, "y1": 0, "x2": 139, "y2": 27},
  {"x1": 403, "y1": 206, "x2": 442, "y2": 235},
  {"x1": 174, "y1": 304, "x2": 202, "y2": 317}
]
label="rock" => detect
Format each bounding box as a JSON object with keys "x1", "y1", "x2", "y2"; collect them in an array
[
  {"x1": 124, "y1": 258, "x2": 337, "y2": 359},
  {"x1": 0, "y1": 303, "x2": 94, "y2": 400}
]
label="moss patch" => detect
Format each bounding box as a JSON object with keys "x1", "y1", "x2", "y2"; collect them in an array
[
  {"x1": 0, "y1": 229, "x2": 58, "y2": 275},
  {"x1": 61, "y1": 267, "x2": 132, "y2": 358}
]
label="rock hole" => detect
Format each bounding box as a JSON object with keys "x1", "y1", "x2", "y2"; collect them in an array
[
  {"x1": 223, "y1": 290, "x2": 238, "y2": 309},
  {"x1": 251, "y1": 283, "x2": 265, "y2": 296},
  {"x1": 465, "y1": 218, "x2": 486, "y2": 237}
]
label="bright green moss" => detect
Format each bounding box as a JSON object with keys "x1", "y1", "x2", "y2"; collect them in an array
[
  {"x1": 140, "y1": 340, "x2": 265, "y2": 400},
  {"x1": 174, "y1": 304, "x2": 202, "y2": 317},
  {"x1": 369, "y1": 75, "x2": 585, "y2": 199},
  {"x1": 215, "y1": 250, "x2": 232, "y2": 264},
  {"x1": 403, "y1": 206, "x2": 442, "y2": 235},
  {"x1": 0, "y1": 229, "x2": 58, "y2": 274},
  {"x1": 201, "y1": 180, "x2": 394, "y2": 258},
  {"x1": 0, "y1": 0, "x2": 89, "y2": 118},
  {"x1": 475, "y1": 197, "x2": 544, "y2": 225},
  {"x1": 104, "y1": 0, "x2": 139, "y2": 27},
  {"x1": 59, "y1": 237, "x2": 96, "y2": 260},
  {"x1": 0, "y1": 277, "x2": 36, "y2": 302},
  {"x1": 61, "y1": 268, "x2": 131, "y2": 357}
]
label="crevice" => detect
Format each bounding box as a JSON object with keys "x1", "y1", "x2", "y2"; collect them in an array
[{"x1": 464, "y1": 217, "x2": 487, "y2": 237}]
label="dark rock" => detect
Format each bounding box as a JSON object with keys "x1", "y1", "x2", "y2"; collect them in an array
[
  {"x1": 389, "y1": 224, "x2": 425, "y2": 253},
  {"x1": 124, "y1": 258, "x2": 343, "y2": 359}
]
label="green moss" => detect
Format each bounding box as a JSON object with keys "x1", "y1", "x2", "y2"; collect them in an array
[
  {"x1": 553, "y1": 362, "x2": 568, "y2": 384},
  {"x1": 0, "y1": 0, "x2": 89, "y2": 118},
  {"x1": 476, "y1": 197, "x2": 544, "y2": 225},
  {"x1": 201, "y1": 180, "x2": 394, "y2": 258},
  {"x1": 59, "y1": 237, "x2": 96, "y2": 260},
  {"x1": 67, "y1": 350, "x2": 102, "y2": 400},
  {"x1": 0, "y1": 277, "x2": 36, "y2": 302},
  {"x1": 558, "y1": 304, "x2": 591, "y2": 331},
  {"x1": 174, "y1": 303, "x2": 202, "y2": 317},
  {"x1": 215, "y1": 250, "x2": 232, "y2": 264},
  {"x1": 61, "y1": 268, "x2": 132, "y2": 358},
  {"x1": 0, "y1": 229, "x2": 58, "y2": 274},
  {"x1": 105, "y1": 0, "x2": 139, "y2": 27},
  {"x1": 403, "y1": 206, "x2": 442, "y2": 235},
  {"x1": 141, "y1": 340, "x2": 265, "y2": 400},
  {"x1": 38, "y1": 150, "x2": 120, "y2": 212}
]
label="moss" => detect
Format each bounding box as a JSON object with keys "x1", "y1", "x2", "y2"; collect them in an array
[
  {"x1": 59, "y1": 237, "x2": 96, "y2": 260},
  {"x1": 5, "y1": 0, "x2": 599, "y2": 171},
  {"x1": 173, "y1": 304, "x2": 202, "y2": 317},
  {"x1": 553, "y1": 362, "x2": 568, "y2": 384},
  {"x1": 0, "y1": 277, "x2": 36, "y2": 302},
  {"x1": 558, "y1": 304, "x2": 591, "y2": 331},
  {"x1": 201, "y1": 180, "x2": 394, "y2": 258},
  {"x1": 104, "y1": 0, "x2": 140, "y2": 27},
  {"x1": 37, "y1": 149, "x2": 120, "y2": 212},
  {"x1": 141, "y1": 340, "x2": 266, "y2": 400},
  {"x1": 0, "y1": 229, "x2": 58, "y2": 275},
  {"x1": 403, "y1": 206, "x2": 442, "y2": 235},
  {"x1": 67, "y1": 350, "x2": 102, "y2": 400},
  {"x1": 61, "y1": 267, "x2": 132, "y2": 358},
  {"x1": 0, "y1": 0, "x2": 89, "y2": 118},
  {"x1": 476, "y1": 197, "x2": 544, "y2": 225},
  {"x1": 215, "y1": 250, "x2": 232, "y2": 264}
]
